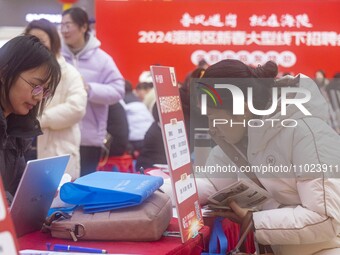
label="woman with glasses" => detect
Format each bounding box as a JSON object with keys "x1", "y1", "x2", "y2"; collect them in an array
[
  {"x1": 0, "y1": 35, "x2": 61, "y2": 199},
  {"x1": 25, "y1": 19, "x2": 87, "y2": 180},
  {"x1": 60, "y1": 7, "x2": 124, "y2": 176}
]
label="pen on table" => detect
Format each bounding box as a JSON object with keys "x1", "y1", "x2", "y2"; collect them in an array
[{"x1": 53, "y1": 244, "x2": 107, "y2": 254}]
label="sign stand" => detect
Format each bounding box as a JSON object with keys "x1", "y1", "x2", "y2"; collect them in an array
[{"x1": 151, "y1": 66, "x2": 204, "y2": 243}]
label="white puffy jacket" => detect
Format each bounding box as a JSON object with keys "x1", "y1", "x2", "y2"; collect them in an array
[
  {"x1": 248, "y1": 75, "x2": 340, "y2": 255},
  {"x1": 37, "y1": 56, "x2": 87, "y2": 179}
]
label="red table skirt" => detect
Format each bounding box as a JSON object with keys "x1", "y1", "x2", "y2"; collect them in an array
[
  {"x1": 204, "y1": 217, "x2": 255, "y2": 253},
  {"x1": 223, "y1": 219, "x2": 255, "y2": 253},
  {"x1": 19, "y1": 218, "x2": 210, "y2": 255}
]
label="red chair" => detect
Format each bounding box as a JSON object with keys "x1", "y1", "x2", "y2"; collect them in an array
[{"x1": 97, "y1": 153, "x2": 135, "y2": 173}]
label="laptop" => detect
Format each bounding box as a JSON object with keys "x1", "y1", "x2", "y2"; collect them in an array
[{"x1": 10, "y1": 154, "x2": 70, "y2": 237}]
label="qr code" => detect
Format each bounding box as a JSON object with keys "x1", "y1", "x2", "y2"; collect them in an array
[{"x1": 159, "y1": 96, "x2": 182, "y2": 113}]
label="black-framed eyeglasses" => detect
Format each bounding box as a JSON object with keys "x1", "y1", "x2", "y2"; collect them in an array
[{"x1": 19, "y1": 75, "x2": 51, "y2": 99}]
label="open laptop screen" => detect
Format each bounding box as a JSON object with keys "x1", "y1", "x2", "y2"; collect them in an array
[{"x1": 10, "y1": 155, "x2": 70, "y2": 237}]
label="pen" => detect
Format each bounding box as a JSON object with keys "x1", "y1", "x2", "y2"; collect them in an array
[{"x1": 53, "y1": 244, "x2": 107, "y2": 254}]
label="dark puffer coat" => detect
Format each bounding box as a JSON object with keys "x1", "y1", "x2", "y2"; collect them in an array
[{"x1": 0, "y1": 109, "x2": 42, "y2": 196}]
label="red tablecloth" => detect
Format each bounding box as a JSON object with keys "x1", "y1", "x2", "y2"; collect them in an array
[
  {"x1": 18, "y1": 218, "x2": 210, "y2": 255},
  {"x1": 203, "y1": 217, "x2": 255, "y2": 253}
]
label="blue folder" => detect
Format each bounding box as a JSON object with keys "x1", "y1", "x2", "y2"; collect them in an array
[{"x1": 60, "y1": 172, "x2": 163, "y2": 212}]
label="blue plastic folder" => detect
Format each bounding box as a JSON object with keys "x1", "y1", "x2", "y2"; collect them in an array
[{"x1": 60, "y1": 172, "x2": 163, "y2": 213}]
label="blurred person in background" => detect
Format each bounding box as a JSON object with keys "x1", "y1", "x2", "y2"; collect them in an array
[
  {"x1": 122, "y1": 80, "x2": 153, "y2": 154},
  {"x1": 0, "y1": 35, "x2": 61, "y2": 201},
  {"x1": 197, "y1": 58, "x2": 209, "y2": 69},
  {"x1": 25, "y1": 19, "x2": 87, "y2": 179},
  {"x1": 313, "y1": 69, "x2": 338, "y2": 133},
  {"x1": 61, "y1": 7, "x2": 124, "y2": 176},
  {"x1": 326, "y1": 73, "x2": 340, "y2": 134},
  {"x1": 97, "y1": 101, "x2": 129, "y2": 171},
  {"x1": 136, "y1": 71, "x2": 155, "y2": 112},
  {"x1": 106, "y1": 102, "x2": 129, "y2": 157},
  {"x1": 135, "y1": 104, "x2": 167, "y2": 170},
  {"x1": 315, "y1": 69, "x2": 330, "y2": 90},
  {"x1": 134, "y1": 82, "x2": 153, "y2": 102}
]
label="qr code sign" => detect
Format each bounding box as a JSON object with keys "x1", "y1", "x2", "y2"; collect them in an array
[{"x1": 159, "y1": 96, "x2": 182, "y2": 113}]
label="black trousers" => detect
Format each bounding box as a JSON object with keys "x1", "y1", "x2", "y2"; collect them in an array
[{"x1": 80, "y1": 146, "x2": 102, "y2": 177}]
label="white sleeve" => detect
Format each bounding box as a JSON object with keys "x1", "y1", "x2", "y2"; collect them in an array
[
  {"x1": 254, "y1": 119, "x2": 340, "y2": 245},
  {"x1": 195, "y1": 145, "x2": 238, "y2": 205}
]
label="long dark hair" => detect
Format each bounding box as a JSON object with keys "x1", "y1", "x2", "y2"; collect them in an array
[
  {"x1": 201, "y1": 59, "x2": 278, "y2": 112},
  {"x1": 0, "y1": 35, "x2": 61, "y2": 117},
  {"x1": 25, "y1": 19, "x2": 61, "y2": 57}
]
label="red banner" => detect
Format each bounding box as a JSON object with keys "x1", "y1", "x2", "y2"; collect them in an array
[{"x1": 96, "y1": 0, "x2": 340, "y2": 85}]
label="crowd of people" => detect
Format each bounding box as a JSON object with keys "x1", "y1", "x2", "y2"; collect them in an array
[{"x1": 1, "y1": 6, "x2": 340, "y2": 255}]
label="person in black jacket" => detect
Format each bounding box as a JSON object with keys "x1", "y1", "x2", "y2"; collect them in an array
[
  {"x1": 106, "y1": 102, "x2": 129, "y2": 156},
  {"x1": 135, "y1": 104, "x2": 167, "y2": 170},
  {"x1": 0, "y1": 35, "x2": 61, "y2": 201}
]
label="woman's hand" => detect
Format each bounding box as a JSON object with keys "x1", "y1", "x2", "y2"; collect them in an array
[{"x1": 206, "y1": 200, "x2": 253, "y2": 225}]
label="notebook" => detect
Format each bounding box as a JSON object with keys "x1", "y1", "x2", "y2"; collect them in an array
[{"x1": 10, "y1": 155, "x2": 70, "y2": 237}]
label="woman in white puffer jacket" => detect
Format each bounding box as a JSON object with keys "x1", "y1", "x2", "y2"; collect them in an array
[
  {"x1": 25, "y1": 19, "x2": 87, "y2": 179},
  {"x1": 201, "y1": 59, "x2": 340, "y2": 255}
]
